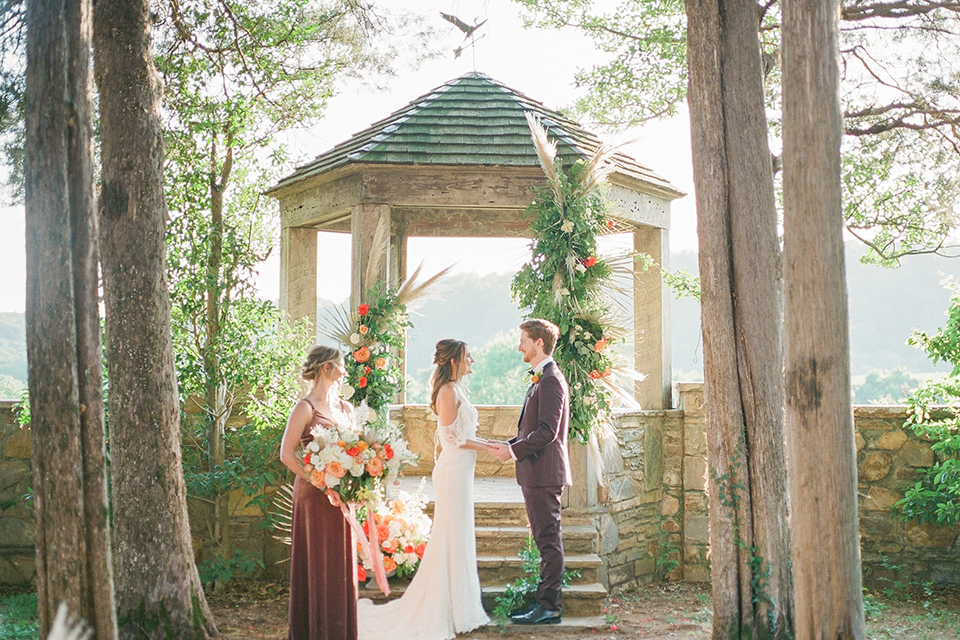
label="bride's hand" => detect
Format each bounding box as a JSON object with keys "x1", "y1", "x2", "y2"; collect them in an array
[{"x1": 325, "y1": 490, "x2": 342, "y2": 507}]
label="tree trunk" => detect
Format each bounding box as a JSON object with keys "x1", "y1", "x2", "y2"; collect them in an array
[
  {"x1": 782, "y1": 0, "x2": 866, "y2": 637},
  {"x1": 684, "y1": 0, "x2": 793, "y2": 637},
  {"x1": 24, "y1": 0, "x2": 117, "y2": 636},
  {"x1": 93, "y1": 0, "x2": 217, "y2": 636}
]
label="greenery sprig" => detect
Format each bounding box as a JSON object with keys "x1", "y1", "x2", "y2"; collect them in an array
[{"x1": 511, "y1": 113, "x2": 636, "y2": 443}]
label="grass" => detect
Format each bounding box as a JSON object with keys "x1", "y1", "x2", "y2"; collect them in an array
[{"x1": 0, "y1": 591, "x2": 37, "y2": 640}]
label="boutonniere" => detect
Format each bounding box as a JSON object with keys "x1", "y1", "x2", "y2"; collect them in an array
[{"x1": 526, "y1": 368, "x2": 540, "y2": 385}]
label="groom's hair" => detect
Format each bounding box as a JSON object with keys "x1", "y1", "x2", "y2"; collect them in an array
[{"x1": 520, "y1": 319, "x2": 559, "y2": 355}]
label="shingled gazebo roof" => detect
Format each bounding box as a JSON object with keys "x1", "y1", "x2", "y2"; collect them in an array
[{"x1": 269, "y1": 72, "x2": 681, "y2": 198}]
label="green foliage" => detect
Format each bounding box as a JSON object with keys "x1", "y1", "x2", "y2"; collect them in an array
[
  {"x1": 894, "y1": 279, "x2": 960, "y2": 526},
  {"x1": 491, "y1": 535, "x2": 581, "y2": 627},
  {"x1": 512, "y1": 139, "x2": 632, "y2": 442},
  {"x1": 464, "y1": 331, "x2": 528, "y2": 405},
  {"x1": 854, "y1": 369, "x2": 919, "y2": 404},
  {"x1": 0, "y1": 592, "x2": 37, "y2": 640},
  {"x1": 634, "y1": 253, "x2": 701, "y2": 302},
  {"x1": 196, "y1": 549, "x2": 265, "y2": 585},
  {"x1": 338, "y1": 283, "x2": 411, "y2": 416}
]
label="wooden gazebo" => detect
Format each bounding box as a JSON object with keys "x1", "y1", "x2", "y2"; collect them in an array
[{"x1": 266, "y1": 72, "x2": 683, "y2": 410}]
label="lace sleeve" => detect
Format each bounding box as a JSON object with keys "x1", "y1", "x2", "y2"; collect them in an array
[{"x1": 438, "y1": 412, "x2": 467, "y2": 448}]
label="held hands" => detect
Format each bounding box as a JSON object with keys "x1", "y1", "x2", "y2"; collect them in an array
[{"x1": 489, "y1": 442, "x2": 514, "y2": 462}]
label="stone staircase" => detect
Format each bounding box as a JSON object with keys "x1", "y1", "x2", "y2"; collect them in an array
[{"x1": 361, "y1": 479, "x2": 607, "y2": 632}]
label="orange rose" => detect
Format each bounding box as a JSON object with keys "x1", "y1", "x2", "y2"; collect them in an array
[
  {"x1": 356, "y1": 441, "x2": 368, "y2": 453},
  {"x1": 353, "y1": 346, "x2": 371, "y2": 363},
  {"x1": 415, "y1": 542, "x2": 426, "y2": 559},
  {"x1": 325, "y1": 461, "x2": 346, "y2": 479},
  {"x1": 382, "y1": 539, "x2": 399, "y2": 554},
  {"x1": 383, "y1": 556, "x2": 397, "y2": 573},
  {"x1": 357, "y1": 565, "x2": 367, "y2": 583},
  {"x1": 366, "y1": 457, "x2": 385, "y2": 476},
  {"x1": 403, "y1": 543, "x2": 415, "y2": 554},
  {"x1": 359, "y1": 376, "x2": 368, "y2": 388},
  {"x1": 589, "y1": 370, "x2": 601, "y2": 380},
  {"x1": 594, "y1": 338, "x2": 608, "y2": 353},
  {"x1": 359, "y1": 325, "x2": 369, "y2": 335},
  {"x1": 383, "y1": 444, "x2": 394, "y2": 460},
  {"x1": 375, "y1": 357, "x2": 387, "y2": 369},
  {"x1": 376, "y1": 524, "x2": 390, "y2": 542},
  {"x1": 358, "y1": 304, "x2": 369, "y2": 316},
  {"x1": 309, "y1": 469, "x2": 326, "y2": 489}
]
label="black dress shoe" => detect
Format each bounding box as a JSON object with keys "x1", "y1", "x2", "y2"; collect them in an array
[
  {"x1": 510, "y1": 604, "x2": 562, "y2": 625},
  {"x1": 508, "y1": 602, "x2": 539, "y2": 618}
]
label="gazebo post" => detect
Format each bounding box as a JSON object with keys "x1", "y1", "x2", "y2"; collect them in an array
[
  {"x1": 634, "y1": 225, "x2": 672, "y2": 410},
  {"x1": 350, "y1": 203, "x2": 392, "y2": 307},
  {"x1": 390, "y1": 224, "x2": 407, "y2": 403},
  {"x1": 280, "y1": 225, "x2": 318, "y2": 334}
]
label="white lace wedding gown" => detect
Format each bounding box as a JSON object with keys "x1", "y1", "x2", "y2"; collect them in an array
[{"x1": 357, "y1": 383, "x2": 489, "y2": 640}]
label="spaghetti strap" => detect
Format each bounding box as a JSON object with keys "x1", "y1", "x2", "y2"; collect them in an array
[{"x1": 302, "y1": 398, "x2": 317, "y2": 413}]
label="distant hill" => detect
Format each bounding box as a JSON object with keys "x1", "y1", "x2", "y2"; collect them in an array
[{"x1": 1, "y1": 242, "x2": 957, "y2": 400}]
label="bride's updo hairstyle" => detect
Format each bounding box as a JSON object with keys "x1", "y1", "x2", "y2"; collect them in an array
[
  {"x1": 429, "y1": 339, "x2": 467, "y2": 413},
  {"x1": 301, "y1": 345, "x2": 343, "y2": 383}
]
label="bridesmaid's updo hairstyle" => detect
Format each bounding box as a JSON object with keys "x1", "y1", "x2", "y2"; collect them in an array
[
  {"x1": 301, "y1": 345, "x2": 343, "y2": 383},
  {"x1": 429, "y1": 339, "x2": 467, "y2": 414}
]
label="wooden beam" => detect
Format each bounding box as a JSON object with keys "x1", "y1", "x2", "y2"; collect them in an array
[{"x1": 280, "y1": 226, "x2": 318, "y2": 335}]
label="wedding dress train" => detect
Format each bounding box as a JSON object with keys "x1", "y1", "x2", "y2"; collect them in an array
[{"x1": 357, "y1": 383, "x2": 489, "y2": 640}]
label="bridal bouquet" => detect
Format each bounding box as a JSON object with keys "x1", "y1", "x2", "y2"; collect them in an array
[
  {"x1": 300, "y1": 402, "x2": 418, "y2": 503},
  {"x1": 358, "y1": 486, "x2": 432, "y2": 582}
]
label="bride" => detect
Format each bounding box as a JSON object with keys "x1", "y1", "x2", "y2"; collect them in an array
[{"x1": 357, "y1": 339, "x2": 493, "y2": 640}]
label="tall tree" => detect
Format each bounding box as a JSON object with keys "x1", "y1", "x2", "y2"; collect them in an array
[
  {"x1": 684, "y1": 0, "x2": 793, "y2": 637},
  {"x1": 783, "y1": 0, "x2": 866, "y2": 635},
  {"x1": 93, "y1": 0, "x2": 217, "y2": 636},
  {"x1": 23, "y1": 0, "x2": 116, "y2": 636}
]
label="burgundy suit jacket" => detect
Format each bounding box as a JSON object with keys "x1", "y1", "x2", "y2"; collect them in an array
[{"x1": 509, "y1": 360, "x2": 572, "y2": 488}]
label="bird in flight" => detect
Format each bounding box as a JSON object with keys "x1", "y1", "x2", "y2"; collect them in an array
[{"x1": 440, "y1": 12, "x2": 488, "y2": 40}]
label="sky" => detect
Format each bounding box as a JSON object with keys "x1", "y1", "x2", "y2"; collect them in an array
[{"x1": 0, "y1": 0, "x2": 696, "y2": 312}]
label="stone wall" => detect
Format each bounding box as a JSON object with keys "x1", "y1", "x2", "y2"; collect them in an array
[
  {"x1": 3, "y1": 392, "x2": 958, "y2": 589},
  {"x1": 0, "y1": 400, "x2": 33, "y2": 584}
]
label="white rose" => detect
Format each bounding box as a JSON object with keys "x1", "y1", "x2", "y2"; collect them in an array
[
  {"x1": 350, "y1": 333, "x2": 361, "y2": 345},
  {"x1": 307, "y1": 441, "x2": 320, "y2": 453},
  {"x1": 325, "y1": 473, "x2": 340, "y2": 487},
  {"x1": 575, "y1": 263, "x2": 587, "y2": 274},
  {"x1": 341, "y1": 384, "x2": 355, "y2": 400}
]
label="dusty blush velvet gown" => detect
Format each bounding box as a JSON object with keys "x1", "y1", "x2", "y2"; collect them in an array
[{"x1": 288, "y1": 399, "x2": 357, "y2": 640}]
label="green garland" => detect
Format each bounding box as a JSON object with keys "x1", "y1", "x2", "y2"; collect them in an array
[{"x1": 511, "y1": 116, "x2": 629, "y2": 443}]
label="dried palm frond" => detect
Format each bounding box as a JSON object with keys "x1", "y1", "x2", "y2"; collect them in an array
[
  {"x1": 552, "y1": 269, "x2": 567, "y2": 305},
  {"x1": 270, "y1": 483, "x2": 294, "y2": 549},
  {"x1": 525, "y1": 111, "x2": 563, "y2": 206},
  {"x1": 396, "y1": 261, "x2": 456, "y2": 309},
  {"x1": 47, "y1": 603, "x2": 92, "y2": 640},
  {"x1": 570, "y1": 299, "x2": 631, "y2": 342},
  {"x1": 364, "y1": 215, "x2": 391, "y2": 288},
  {"x1": 319, "y1": 303, "x2": 361, "y2": 348}
]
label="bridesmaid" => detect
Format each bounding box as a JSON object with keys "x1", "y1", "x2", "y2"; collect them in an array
[{"x1": 280, "y1": 345, "x2": 357, "y2": 640}]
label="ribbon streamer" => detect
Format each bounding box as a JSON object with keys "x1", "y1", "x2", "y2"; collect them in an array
[{"x1": 339, "y1": 499, "x2": 390, "y2": 596}]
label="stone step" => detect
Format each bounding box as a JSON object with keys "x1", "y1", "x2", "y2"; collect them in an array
[
  {"x1": 477, "y1": 553, "x2": 601, "y2": 585},
  {"x1": 481, "y1": 615, "x2": 607, "y2": 633},
  {"x1": 481, "y1": 583, "x2": 608, "y2": 618},
  {"x1": 359, "y1": 582, "x2": 608, "y2": 619},
  {"x1": 476, "y1": 524, "x2": 597, "y2": 555},
  {"x1": 471, "y1": 503, "x2": 595, "y2": 527}
]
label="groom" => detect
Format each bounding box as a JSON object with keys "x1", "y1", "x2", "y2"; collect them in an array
[{"x1": 491, "y1": 318, "x2": 572, "y2": 625}]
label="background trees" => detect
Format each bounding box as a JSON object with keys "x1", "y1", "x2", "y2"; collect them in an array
[{"x1": 513, "y1": 0, "x2": 960, "y2": 263}]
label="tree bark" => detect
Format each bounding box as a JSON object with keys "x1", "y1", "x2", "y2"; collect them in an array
[
  {"x1": 782, "y1": 0, "x2": 866, "y2": 637},
  {"x1": 24, "y1": 0, "x2": 116, "y2": 636},
  {"x1": 684, "y1": 0, "x2": 793, "y2": 636},
  {"x1": 93, "y1": 0, "x2": 217, "y2": 636}
]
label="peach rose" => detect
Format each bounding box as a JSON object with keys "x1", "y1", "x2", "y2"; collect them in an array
[
  {"x1": 353, "y1": 346, "x2": 371, "y2": 363},
  {"x1": 325, "y1": 461, "x2": 347, "y2": 479},
  {"x1": 382, "y1": 539, "x2": 399, "y2": 554},
  {"x1": 382, "y1": 556, "x2": 397, "y2": 573},
  {"x1": 366, "y1": 457, "x2": 385, "y2": 476},
  {"x1": 375, "y1": 357, "x2": 387, "y2": 368},
  {"x1": 309, "y1": 468, "x2": 326, "y2": 489}
]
